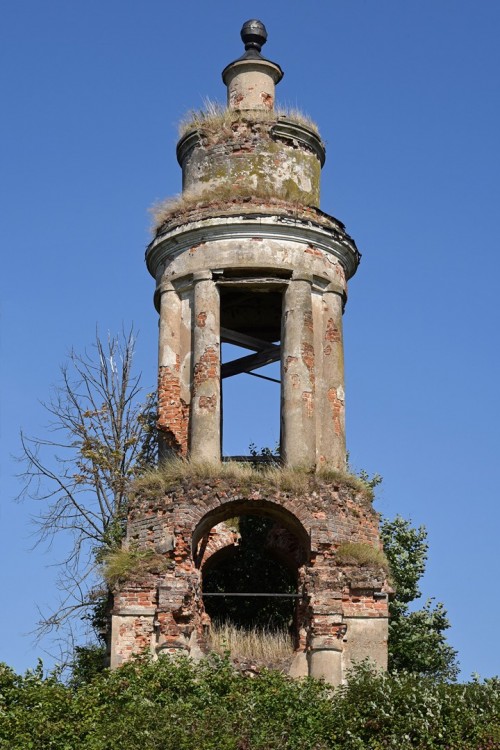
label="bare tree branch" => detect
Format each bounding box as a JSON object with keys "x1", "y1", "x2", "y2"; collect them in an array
[{"x1": 17, "y1": 329, "x2": 157, "y2": 655}]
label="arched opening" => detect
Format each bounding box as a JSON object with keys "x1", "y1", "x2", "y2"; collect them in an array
[
  {"x1": 202, "y1": 515, "x2": 297, "y2": 630},
  {"x1": 193, "y1": 501, "x2": 309, "y2": 660}
]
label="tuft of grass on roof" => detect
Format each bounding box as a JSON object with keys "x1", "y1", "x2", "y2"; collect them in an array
[
  {"x1": 149, "y1": 183, "x2": 309, "y2": 231},
  {"x1": 335, "y1": 542, "x2": 389, "y2": 571},
  {"x1": 131, "y1": 458, "x2": 374, "y2": 500},
  {"x1": 101, "y1": 546, "x2": 172, "y2": 588},
  {"x1": 178, "y1": 99, "x2": 319, "y2": 139}
]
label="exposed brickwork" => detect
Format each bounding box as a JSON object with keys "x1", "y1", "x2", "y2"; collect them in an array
[
  {"x1": 116, "y1": 616, "x2": 154, "y2": 661},
  {"x1": 304, "y1": 244, "x2": 323, "y2": 258},
  {"x1": 260, "y1": 91, "x2": 274, "y2": 109},
  {"x1": 157, "y1": 364, "x2": 189, "y2": 456},
  {"x1": 325, "y1": 317, "x2": 341, "y2": 343},
  {"x1": 193, "y1": 346, "x2": 219, "y2": 386},
  {"x1": 301, "y1": 341, "x2": 315, "y2": 387},
  {"x1": 198, "y1": 395, "x2": 216, "y2": 411},
  {"x1": 196, "y1": 522, "x2": 241, "y2": 569},
  {"x1": 196, "y1": 311, "x2": 207, "y2": 327},
  {"x1": 302, "y1": 391, "x2": 314, "y2": 418},
  {"x1": 327, "y1": 387, "x2": 344, "y2": 436},
  {"x1": 112, "y1": 477, "x2": 388, "y2": 667}
]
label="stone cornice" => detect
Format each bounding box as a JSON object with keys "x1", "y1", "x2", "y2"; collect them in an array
[{"x1": 146, "y1": 213, "x2": 360, "y2": 280}]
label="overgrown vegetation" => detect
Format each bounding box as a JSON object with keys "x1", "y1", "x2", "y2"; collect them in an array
[
  {"x1": 1, "y1": 655, "x2": 499, "y2": 750},
  {"x1": 150, "y1": 101, "x2": 322, "y2": 231},
  {"x1": 149, "y1": 180, "x2": 325, "y2": 232},
  {"x1": 178, "y1": 99, "x2": 320, "y2": 138},
  {"x1": 208, "y1": 623, "x2": 293, "y2": 662},
  {"x1": 131, "y1": 458, "x2": 375, "y2": 499},
  {"x1": 100, "y1": 546, "x2": 171, "y2": 588},
  {"x1": 335, "y1": 542, "x2": 390, "y2": 571}
]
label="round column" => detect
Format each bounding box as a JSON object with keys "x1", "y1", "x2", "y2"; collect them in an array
[
  {"x1": 190, "y1": 272, "x2": 221, "y2": 462},
  {"x1": 318, "y1": 286, "x2": 346, "y2": 470},
  {"x1": 281, "y1": 274, "x2": 316, "y2": 468},
  {"x1": 158, "y1": 283, "x2": 187, "y2": 458}
]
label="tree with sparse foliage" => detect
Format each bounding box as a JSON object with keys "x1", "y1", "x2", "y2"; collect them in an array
[
  {"x1": 18, "y1": 330, "x2": 156, "y2": 654},
  {"x1": 381, "y1": 515, "x2": 459, "y2": 679}
]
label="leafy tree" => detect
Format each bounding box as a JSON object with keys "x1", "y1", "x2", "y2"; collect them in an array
[
  {"x1": 381, "y1": 515, "x2": 459, "y2": 679},
  {"x1": 18, "y1": 330, "x2": 156, "y2": 653}
]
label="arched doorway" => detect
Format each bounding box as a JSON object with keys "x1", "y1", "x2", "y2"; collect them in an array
[
  {"x1": 202, "y1": 515, "x2": 297, "y2": 630},
  {"x1": 193, "y1": 500, "x2": 309, "y2": 657}
]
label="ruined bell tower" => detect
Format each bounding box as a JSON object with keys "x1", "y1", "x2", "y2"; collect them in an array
[{"x1": 110, "y1": 21, "x2": 389, "y2": 684}]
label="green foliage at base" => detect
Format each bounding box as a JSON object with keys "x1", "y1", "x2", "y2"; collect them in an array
[
  {"x1": 1, "y1": 656, "x2": 499, "y2": 750},
  {"x1": 381, "y1": 516, "x2": 459, "y2": 680}
]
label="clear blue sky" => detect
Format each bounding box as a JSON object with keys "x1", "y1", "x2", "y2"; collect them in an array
[{"x1": 1, "y1": 0, "x2": 499, "y2": 679}]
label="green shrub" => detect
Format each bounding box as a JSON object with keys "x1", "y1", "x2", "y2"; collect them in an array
[{"x1": 1, "y1": 657, "x2": 499, "y2": 749}]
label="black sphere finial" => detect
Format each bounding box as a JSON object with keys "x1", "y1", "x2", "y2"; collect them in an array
[{"x1": 240, "y1": 19, "x2": 268, "y2": 54}]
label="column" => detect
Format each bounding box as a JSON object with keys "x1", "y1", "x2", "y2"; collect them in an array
[
  {"x1": 281, "y1": 274, "x2": 316, "y2": 468},
  {"x1": 190, "y1": 272, "x2": 221, "y2": 462},
  {"x1": 158, "y1": 282, "x2": 188, "y2": 458},
  {"x1": 309, "y1": 637, "x2": 343, "y2": 685},
  {"x1": 318, "y1": 286, "x2": 346, "y2": 470}
]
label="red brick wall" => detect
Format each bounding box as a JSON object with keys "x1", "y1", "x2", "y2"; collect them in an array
[{"x1": 157, "y1": 363, "x2": 189, "y2": 456}]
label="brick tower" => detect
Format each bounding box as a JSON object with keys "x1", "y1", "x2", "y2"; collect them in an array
[{"x1": 110, "y1": 21, "x2": 389, "y2": 684}]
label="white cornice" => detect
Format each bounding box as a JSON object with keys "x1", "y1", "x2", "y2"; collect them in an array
[{"x1": 146, "y1": 214, "x2": 360, "y2": 279}]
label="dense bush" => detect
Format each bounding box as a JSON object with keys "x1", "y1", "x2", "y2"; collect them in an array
[{"x1": 1, "y1": 656, "x2": 499, "y2": 750}]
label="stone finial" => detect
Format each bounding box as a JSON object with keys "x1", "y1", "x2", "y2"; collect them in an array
[{"x1": 222, "y1": 20, "x2": 283, "y2": 111}]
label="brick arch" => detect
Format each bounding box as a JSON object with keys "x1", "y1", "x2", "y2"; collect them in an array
[
  {"x1": 195, "y1": 521, "x2": 240, "y2": 569},
  {"x1": 191, "y1": 497, "x2": 310, "y2": 563}
]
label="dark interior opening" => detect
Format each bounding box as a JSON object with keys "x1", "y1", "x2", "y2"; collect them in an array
[
  {"x1": 220, "y1": 287, "x2": 282, "y2": 342},
  {"x1": 202, "y1": 515, "x2": 297, "y2": 631}
]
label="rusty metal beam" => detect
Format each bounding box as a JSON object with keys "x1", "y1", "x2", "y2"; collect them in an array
[
  {"x1": 221, "y1": 326, "x2": 279, "y2": 353},
  {"x1": 221, "y1": 346, "x2": 281, "y2": 379}
]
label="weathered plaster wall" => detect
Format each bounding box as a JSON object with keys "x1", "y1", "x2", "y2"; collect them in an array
[{"x1": 178, "y1": 118, "x2": 323, "y2": 207}]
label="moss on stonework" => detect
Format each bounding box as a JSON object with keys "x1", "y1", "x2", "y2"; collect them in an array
[
  {"x1": 335, "y1": 542, "x2": 389, "y2": 571},
  {"x1": 193, "y1": 145, "x2": 318, "y2": 196},
  {"x1": 130, "y1": 459, "x2": 375, "y2": 502}
]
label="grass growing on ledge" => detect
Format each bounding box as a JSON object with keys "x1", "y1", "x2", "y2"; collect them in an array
[
  {"x1": 178, "y1": 99, "x2": 319, "y2": 138},
  {"x1": 208, "y1": 622, "x2": 294, "y2": 662},
  {"x1": 131, "y1": 459, "x2": 375, "y2": 500},
  {"x1": 101, "y1": 547, "x2": 172, "y2": 588},
  {"x1": 150, "y1": 185, "x2": 314, "y2": 232},
  {"x1": 335, "y1": 542, "x2": 390, "y2": 571}
]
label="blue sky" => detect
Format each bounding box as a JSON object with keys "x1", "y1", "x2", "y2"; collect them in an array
[{"x1": 1, "y1": 0, "x2": 499, "y2": 678}]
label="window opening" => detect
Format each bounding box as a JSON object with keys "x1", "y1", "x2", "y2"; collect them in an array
[{"x1": 220, "y1": 287, "x2": 282, "y2": 459}]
